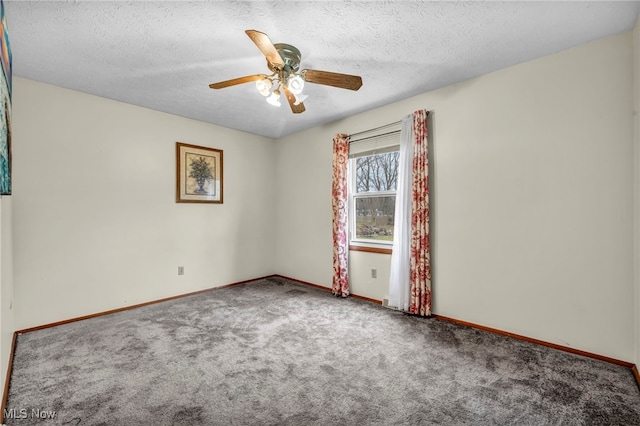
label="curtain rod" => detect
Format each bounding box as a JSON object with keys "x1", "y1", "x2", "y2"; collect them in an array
[
  {"x1": 348, "y1": 120, "x2": 401, "y2": 139},
  {"x1": 349, "y1": 129, "x2": 401, "y2": 144},
  {"x1": 348, "y1": 111, "x2": 430, "y2": 140}
]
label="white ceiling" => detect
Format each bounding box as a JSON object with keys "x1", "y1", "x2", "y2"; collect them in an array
[{"x1": 4, "y1": 1, "x2": 640, "y2": 139}]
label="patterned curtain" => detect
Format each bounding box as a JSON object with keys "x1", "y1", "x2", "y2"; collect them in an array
[
  {"x1": 408, "y1": 110, "x2": 431, "y2": 316},
  {"x1": 332, "y1": 133, "x2": 350, "y2": 297}
]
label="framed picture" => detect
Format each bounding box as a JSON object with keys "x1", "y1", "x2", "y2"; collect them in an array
[
  {"x1": 176, "y1": 142, "x2": 223, "y2": 203},
  {"x1": 0, "y1": 0, "x2": 11, "y2": 195}
]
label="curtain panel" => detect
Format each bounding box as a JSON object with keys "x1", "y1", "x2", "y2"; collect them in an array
[
  {"x1": 409, "y1": 110, "x2": 431, "y2": 316},
  {"x1": 332, "y1": 133, "x2": 350, "y2": 297},
  {"x1": 388, "y1": 117, "x2": 414, "y2": 311},
  {"x1": 388, "y1": 110, "x2": 431, "y2": 316}
]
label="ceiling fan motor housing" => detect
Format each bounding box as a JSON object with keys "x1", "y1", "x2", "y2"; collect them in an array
[{"x1": 269, "y1": 43, "x2": 302, "y2": 74}]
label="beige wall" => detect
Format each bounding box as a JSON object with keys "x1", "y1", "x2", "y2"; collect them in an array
[
  {"x1": 276, "y1": 32, "x2": 635, "y2": 361},
  {"x1": 11, "y1": 78, "x2": 277, "y2": 329},
  {"x1": 0, "y1": 197, "x2": 14, "y2": 400}
]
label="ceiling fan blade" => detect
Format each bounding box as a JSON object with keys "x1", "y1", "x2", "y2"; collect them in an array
[
  {"x1": 245, "y1": 29, "x2": 285, "y2": 70},
  {"x1": 209, "y1": 74, "x2": 269, "y2": 89},
  {"x1": 282, "y1": 86, "x2": 306, "y2": 114},
  {"x1": 301, "y1": 69, "x2": 363, "y2": 91}
]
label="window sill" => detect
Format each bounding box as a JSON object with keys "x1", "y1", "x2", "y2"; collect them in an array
[{"x1": 349, "y1": 245, "x2": 392, "y2": 255}]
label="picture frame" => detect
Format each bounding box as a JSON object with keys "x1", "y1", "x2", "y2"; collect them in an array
[
  {"x1": 176, "y1": 142, "x2": 223, "y2": 203},
  {"x1": 0, "y1": 0, "x2": 12, "y2": 196}
]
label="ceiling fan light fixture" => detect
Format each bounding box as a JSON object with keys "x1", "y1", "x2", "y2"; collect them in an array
[
  {"x1": 288, "y1": 75, "x2": 305, "y2": 95},
  {"x1": 294, "y1": 93, "x2": 308, "y2": 105},
  {"x1": 256, "y1": 78, "x2": 273, "y2": 96},
  {"x1": 209, "y1": 30, "x2": 363, "y2": 114},
  {"x1": 266, "y1": 89, "x2": 281, "y2": 107}
]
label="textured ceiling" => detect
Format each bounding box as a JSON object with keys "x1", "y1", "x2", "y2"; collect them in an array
[{"x1": 5, "y1": 1, "x2": 640, "y2": 139}]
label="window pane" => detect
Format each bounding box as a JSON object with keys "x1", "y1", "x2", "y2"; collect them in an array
[
  {"x1": 355, "y1": 152, "x2": 399, "y2": 193},
  {"x1": 355, "y1": 196, "x2": 395, "y2": 241}
]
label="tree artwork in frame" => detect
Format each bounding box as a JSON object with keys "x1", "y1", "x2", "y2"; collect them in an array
[{"x1": 176, "y1": 142, "x2": 223, "y2": 203}]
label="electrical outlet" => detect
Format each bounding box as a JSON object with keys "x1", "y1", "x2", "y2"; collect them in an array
[
  {"x1": 371, "y1": 268, "x2": 377, "y2": 278},
  {"x1": 178, "y1": 266, "x2": 184, "y2": 275}
]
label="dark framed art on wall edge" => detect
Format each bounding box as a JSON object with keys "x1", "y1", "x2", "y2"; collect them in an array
[
  {"x1": 0, "y1": 0, "x2": 12, "y2": 196},
  {"x1": 176, "y1": 142, "x2": 223, "y2": 204}
]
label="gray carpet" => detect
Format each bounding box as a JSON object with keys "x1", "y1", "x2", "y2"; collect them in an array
[{"x1": 4, "y1": 277, "x2": 640, "y2": 425}]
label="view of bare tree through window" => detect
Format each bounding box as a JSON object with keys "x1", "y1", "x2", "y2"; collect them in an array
[{"x1": 354, "y1": 151, "x2": 399, "y2": 242}]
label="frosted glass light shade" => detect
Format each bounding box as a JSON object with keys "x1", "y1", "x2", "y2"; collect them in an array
[
  {"x1": 294, "y1": 93, "x2": 308, "y2": 105},
  {"x1": 256, "y1": 78, "x2": 273, "y2": 96},
  {"x1": 288, "y1": 75, "x2": 305, "y2": 95},
  {"x1": 266, "y1": 89, "x2": 281, "y2": 106}
]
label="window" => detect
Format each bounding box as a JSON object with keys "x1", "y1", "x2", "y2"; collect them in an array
[{"x1": 348, "y1": 133, "x2": 400, "y2": 251}]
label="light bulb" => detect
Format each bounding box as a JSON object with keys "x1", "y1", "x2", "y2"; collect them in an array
[
  {"x1": 288, "y1": 75, "x2": 305, "y2": 95},
  {"x1": 256, "y1": 78, "x2": 272, "y2": 96},
  {"x1": 294, "y1": 93, "x2": 308, "y2": 105},
  {"x1": 266, "y1": 89, "x2": 281, "y2": 107}
]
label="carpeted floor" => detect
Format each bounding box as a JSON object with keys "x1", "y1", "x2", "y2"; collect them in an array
[{"x1": 4, "y1": 277, "x2": 640, "y2": 425}]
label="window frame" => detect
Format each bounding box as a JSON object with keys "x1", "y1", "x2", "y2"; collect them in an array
[{"x1": 347, "y1": 148, "x2": 399, "y2": 253}]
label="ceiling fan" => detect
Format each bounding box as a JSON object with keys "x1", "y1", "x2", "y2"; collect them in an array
[{"x1": 209, "y1": 30, "x2": 363, "y2": 114}]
